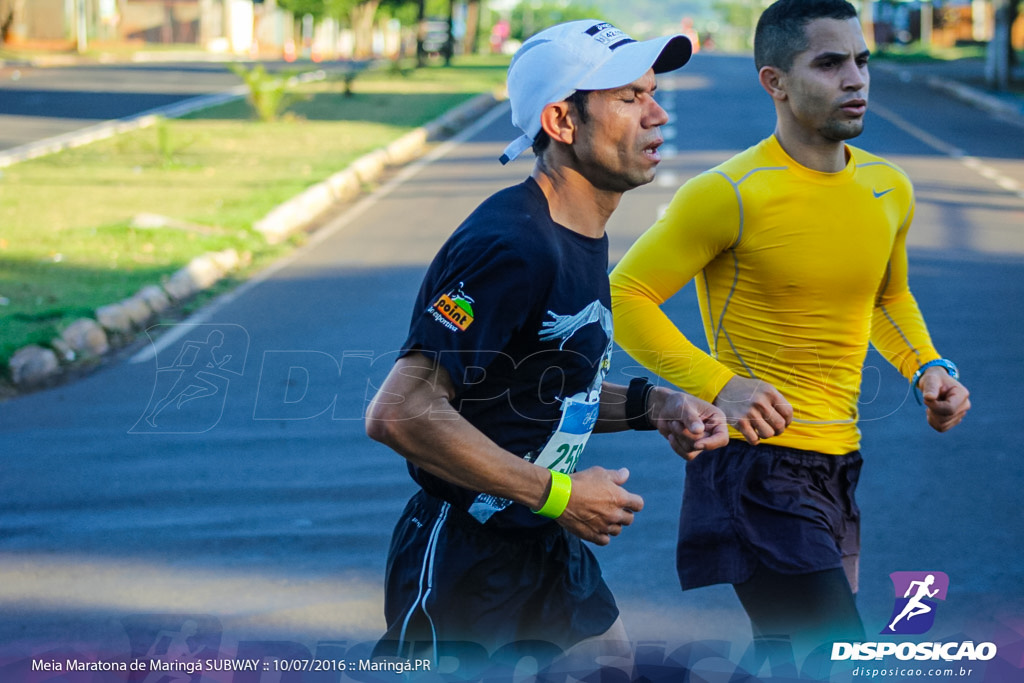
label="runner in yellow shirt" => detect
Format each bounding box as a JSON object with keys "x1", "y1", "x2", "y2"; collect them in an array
[{"x1": 610, "y1": 0, "x2": 971, "y2": 657}]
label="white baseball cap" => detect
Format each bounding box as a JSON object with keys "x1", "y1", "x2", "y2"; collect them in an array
[{"x1": 499, "y1": 20, "x2": 692, "y2": 165}]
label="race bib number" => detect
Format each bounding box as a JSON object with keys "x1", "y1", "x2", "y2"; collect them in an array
[
  {"x1": 467, "y1": 392, "x2": 600, "y2": 524},
  {"x1": 533, "y1": 394, "x2": 599, "y2": 474}
]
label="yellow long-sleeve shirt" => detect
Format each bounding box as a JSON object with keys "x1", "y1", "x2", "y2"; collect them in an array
[{"x1": 610, "y1": 136, "x2": 940, "y2": 454}]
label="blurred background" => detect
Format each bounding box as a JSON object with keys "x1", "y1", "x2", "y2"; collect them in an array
[
  {"x1": 0, "y1": 0, "x2": 1020, "y2": 84},
  {"x1": 0, "y1": 1, "x2": 1022, "y2": 679}
]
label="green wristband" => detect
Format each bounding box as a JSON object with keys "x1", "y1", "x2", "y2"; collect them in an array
[{"x1": 534, "y1": 471, "x2": 572, "y2": 519}]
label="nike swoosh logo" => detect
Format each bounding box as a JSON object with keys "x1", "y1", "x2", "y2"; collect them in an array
[{"x1": 873, "y1": 188, "x2": 895, "y2": 198}]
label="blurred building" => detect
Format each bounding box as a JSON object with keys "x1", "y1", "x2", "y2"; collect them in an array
[
  {"x1": 872, "y1": 0, "x2": 1023, "y2": 49},
  {"x1": 0, "y1": 0, "x2": 415, "y2": 59},
  {"x1": 0, "y1": 0, "x2": 275, "y2": 54}
]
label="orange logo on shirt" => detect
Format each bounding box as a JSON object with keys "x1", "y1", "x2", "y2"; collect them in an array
[{"x1": 431, "y1": 287, "x2": 475, "y2": 332}]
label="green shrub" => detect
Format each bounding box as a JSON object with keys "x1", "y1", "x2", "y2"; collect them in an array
[{"x1": 229, "y1": 63, "x2": 301, "y2": 122}]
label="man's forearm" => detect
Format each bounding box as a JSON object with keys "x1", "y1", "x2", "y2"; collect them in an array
[
  {"x1": 594, "y1": 382, "x2": 630, "y2": 433},
  {"x1": 366, "y1": 355, "x2": 552, "y2": 511}
]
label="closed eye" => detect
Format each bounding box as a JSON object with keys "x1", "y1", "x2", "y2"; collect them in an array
[{"x1": 624, "y1": 85, "x2": 658, "y2": 104}]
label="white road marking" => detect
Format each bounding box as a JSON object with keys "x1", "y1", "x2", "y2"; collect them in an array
[{"x1": 872, "y1": 102, "x2": 1024, "y2": 201}]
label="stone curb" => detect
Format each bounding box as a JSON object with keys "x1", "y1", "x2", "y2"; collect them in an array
[
  {"x1": 6, "y1": 248, "x2": 248, "y2": 389},
  {"x1": 4, "y1": 88, "x2": 507, "y2": 390}
]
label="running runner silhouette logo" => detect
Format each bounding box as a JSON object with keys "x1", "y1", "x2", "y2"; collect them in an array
[
  {"x1": 882, "y1": 571, "x2": 949, "y2": 635},
  {"x1": 131, "y1": 324, "x2": 249, "y2": 434},
  {"x1": 122, "y1": 614, "x2": 221, "y2": 683}
]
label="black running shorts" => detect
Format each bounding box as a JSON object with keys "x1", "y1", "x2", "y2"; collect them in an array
[
  {"x1": 376, "y1": 490, "x2": 619, "y2": 659},
  {"x1": 676, "y1": 440, "x2": 862, "y2": 591}
]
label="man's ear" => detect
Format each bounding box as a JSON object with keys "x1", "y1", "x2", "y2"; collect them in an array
[
  {"x1": 759, "y1": 66, "x2": 787, "y2": 101},
  {"x1": 539, "y1": 100, "x2": 576, "y2": 145}
]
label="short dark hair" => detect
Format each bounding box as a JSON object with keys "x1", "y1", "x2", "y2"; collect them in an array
[
  {"x1": 754, "y1": 0, "x2": 858, "y2": 71},
  {"x1": 532, "y1": 89, "x2": 592, "y2": 157}
]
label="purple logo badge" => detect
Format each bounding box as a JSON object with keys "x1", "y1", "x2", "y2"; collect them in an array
[{"x1": 882, "y1": 571, "x2": 949, "y2": 635}]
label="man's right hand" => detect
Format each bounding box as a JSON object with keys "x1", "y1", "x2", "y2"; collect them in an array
[
  {"x1": 713, "y1": 376, "x2": 793, "y2": 445},
  {"x1": 557, "y1": 467, "x2": 644, "y2": 546}
]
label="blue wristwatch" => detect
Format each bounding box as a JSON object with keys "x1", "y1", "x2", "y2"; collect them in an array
[{"x1": 910, "y1": 359, "x2": 959, "y2": 405}]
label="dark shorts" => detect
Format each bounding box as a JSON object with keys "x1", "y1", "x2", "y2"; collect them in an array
[
  {"x1": 377, "y1": 490, "x2": 619, "y2": 658},
  {"x1": 677, "y1": 440, "x2": 862, "y2": 592}
]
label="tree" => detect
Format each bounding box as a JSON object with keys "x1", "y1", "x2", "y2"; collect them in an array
[
  {"x1": 349, "y1": 0, "x2": 382, "y2": 58},
  {"x1": 0, "y1": 0, "x2": 23, "y2": 44},
  {"x1": 443, "y1": 0, "x2": 454, "y2": 64},
  {"x1": 278, "y1": 0, "x2": 388, "y2": 58},
  {"x1": 277, "y1": 0, "x2": 328, "y2": 18},
  {"x1": 0, "y1": 1, "x2": 13, "y2": 45},
  {"x1": 509, "y1": 1, "x2": 602, "y2": 42},
  {"x1": 415, "y1": 0, "x2": 426, "y2": 65},
  {"x1": 463, "y1": 0, "x2": 481, "y2": 55},
  {"x1": 710, "y1": 0, "x2": 763, "y2": 50},
  {"x1": 859, "y1": 0, "x2": 874, "y2": 49},
  {"x1": 986, "y1": 0, "x2": 1011, "y2": 89},
  {"x1": 985, "y1": 0, "x2": 1020, "y2": 90}
]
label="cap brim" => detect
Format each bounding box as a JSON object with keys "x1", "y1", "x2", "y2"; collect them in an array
[
  {"x1": 652, "y1": 34, "x2": 693, "y2": 73},
  {"x1": 578, "y1": 34, "x2": 692, "y2": 91}
]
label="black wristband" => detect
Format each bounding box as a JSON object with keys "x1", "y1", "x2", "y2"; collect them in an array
[{"x1": 626, "y1": 377, "x2": 656, "y2": 431}]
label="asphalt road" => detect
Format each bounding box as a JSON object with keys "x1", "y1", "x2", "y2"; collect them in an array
[
  {"x1": 1, "y1": 54, "x2": 1022, "y2": 680},
  {"x1": 0, "y1": 60, "x2": 359, "y2": 152}
]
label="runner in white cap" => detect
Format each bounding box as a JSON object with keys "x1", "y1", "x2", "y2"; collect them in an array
[{"x1": 366, "y1": 18, "x2": 721, "y2": 674}]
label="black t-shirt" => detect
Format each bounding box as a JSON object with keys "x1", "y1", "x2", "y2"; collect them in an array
[{"x1": 401, "y1": 177, "x2": 614, "y2": 527}]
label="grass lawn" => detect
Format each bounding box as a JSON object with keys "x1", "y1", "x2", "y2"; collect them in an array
[
  {"x1": 873, "y1": 43, "x2": 989, "y2": 62},
  {"x1": 0, "y1": 55, "x2": 510, "y2": 371}
]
